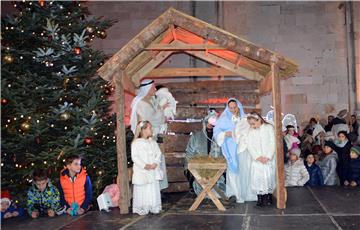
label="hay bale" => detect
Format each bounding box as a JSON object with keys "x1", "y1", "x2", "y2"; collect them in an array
[{"x1": 188, "y1": 156, "x2": 226, "y2": 179}]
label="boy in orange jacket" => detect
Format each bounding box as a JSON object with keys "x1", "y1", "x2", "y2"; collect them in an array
[{"x1": 59, "y1": 155, "x2": 92, "y2": 216}]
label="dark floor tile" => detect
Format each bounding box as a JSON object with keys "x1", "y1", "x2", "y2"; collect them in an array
[
  {"x1": 127, "y1": 214, "x2": 244, "y2": 230},
  {"x1": 309, "y1": 186, "x2": 360, "y2": 214},
  {"x1": 1, "y1": 214, "x2": 82, "y2": 230},
  {"x1": 249, "y1": 216, "x2": 338, "y2": 230},
  {"x1": 333, "y1": 215, "x2": 360, "y2": 230},
  {"x1": 167, "y1": 193, "x2": 246, "y2": 214},
  {"x1": 60, "y1": 209, "x2": 139, "y2": 230},
  {"x1": 247, "y1": 187, "x2": 324, "y2": 215}
]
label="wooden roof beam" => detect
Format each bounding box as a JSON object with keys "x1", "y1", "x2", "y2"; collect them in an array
[
  {"x1": 170, "y1": 40, "x2": 263, "y2": 81},
  {"x1": 186, "y1": 50, "x2": 263, "y2": 81},
  {"x1": 170, "y1": 8, "x2": 293, "y2": 70},
  {"x1": 145, "y1": 43, "x2": 227, "y2": 51},
  {"x1": 97, "y1": 9, "x2": 172, "y2": 82},
  {"x1": 146, "y1": 67, "x2": 238, "y2": 78},
  {"x1": 130, "y1": 51, "x2": 173, "y2": 85}
]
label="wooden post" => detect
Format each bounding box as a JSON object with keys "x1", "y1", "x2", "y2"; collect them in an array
[
  {"x1": 114, "y1": 71, "x2": 130, "y2": 214},
  {"x1": 271, "y1": 56, "x2": 286, "y2": 209}
]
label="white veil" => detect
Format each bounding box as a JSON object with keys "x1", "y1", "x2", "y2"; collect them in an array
[{"x1": 130, "y1": 79, "x2": 154, "y2": 133}]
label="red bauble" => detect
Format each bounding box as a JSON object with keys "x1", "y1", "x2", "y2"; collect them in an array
[
  {"x1": 1, "y1": 98, "x2": 8, "y2": 105},
  {"x1": 74, "y1": 47, "x2": 81, "y2": 55},
  {"x1": 84, "y1": 137, "x2": 93, "y2": 145},
  {"x1": 38, "y1": 0, "x2": 45, "y2": 7}
]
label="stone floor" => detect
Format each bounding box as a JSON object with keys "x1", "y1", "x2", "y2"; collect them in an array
[{"x1": 2, "y1": 186, "x2": 360, "y2": 230}]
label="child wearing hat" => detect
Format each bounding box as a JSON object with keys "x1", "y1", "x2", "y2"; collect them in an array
[
  {"x1": 1, "y1": 190, "x2": 24, "y2": 220},
  {"x1": 344, "y1": 146, "x2": 360, "y2": 187},
  {"x1": 284, "y1": 148, "x2": 309, "y2": 187},
  {"x1": 319, "y1": 141, "x2": 338, "y2": 186}
]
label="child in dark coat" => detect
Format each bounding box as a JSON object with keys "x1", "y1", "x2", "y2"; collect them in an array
[
  {"x1": 345, "y1": 146, "x2": 360, "y2": 187},
  {"x1": 304, "y1": 153, "x2": 324, "y2": 186},
  {"x1": 330, "y1": 131, "x2": 352, "y2": 185}
]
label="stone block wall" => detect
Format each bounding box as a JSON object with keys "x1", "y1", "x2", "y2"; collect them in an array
[{"x1": 3, "y1": 1, "x2": 358, "y2": 128}]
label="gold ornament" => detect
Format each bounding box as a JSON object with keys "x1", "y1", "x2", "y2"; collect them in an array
[
  {"x1": 59, "y1": 112, "x2": 71, "y2": 121},
  {"x1": 73, "y1": 77, "x2": 81, "y2": 84},
  {"x1": 3, "y1": 54, "x2": 14, "y2": 64},
  {"x1": 86, "y1": 26, "x2": 94, "y2": 33},
  {"x1": 20, "y1": 121, "x2": 31, "y2": 131},
  {"x1": 98, "y1": 30, "x2": 107, "y2": 39},
  {"x1": 63, "y1": 77, "x2": 70, "y2": 89}
]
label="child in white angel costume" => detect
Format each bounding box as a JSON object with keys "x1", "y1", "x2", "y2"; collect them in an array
[{"x1": 131, "y1": 121, "x2": 163, "y2": 215}]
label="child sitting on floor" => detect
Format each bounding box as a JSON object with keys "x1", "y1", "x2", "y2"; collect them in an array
[
  {"x1": 27, "y1": 169, "x2": 63, "y2": 218},
  {"x1": 304, "y1": 153, "x2": 324, "y2": 186},
  {"x1": 285, "y1": 148, "x2": 309, "y2": 187},
  {"x1": 1, "y1": 190, "x2": 24, "y2": 220},
  {"x1": 59, "y1": 155, "x2": 92, "y2": 216},
  {"x1": 344, "y1": 146, "x2": 360, "y2": 187}
]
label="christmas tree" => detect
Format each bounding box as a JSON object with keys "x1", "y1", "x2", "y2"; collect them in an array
[{"x1": 1, "y1": 1, "x2": 120, "y2": 205}]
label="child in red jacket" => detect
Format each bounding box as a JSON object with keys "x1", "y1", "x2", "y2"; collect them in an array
[{"x1": 59, "y1": 155, "x2": 92, "y2": 216}]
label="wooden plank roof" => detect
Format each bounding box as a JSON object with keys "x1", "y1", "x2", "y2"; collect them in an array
[{"x1": 98, "y1": 7, "x2": 298, "y2": 86}]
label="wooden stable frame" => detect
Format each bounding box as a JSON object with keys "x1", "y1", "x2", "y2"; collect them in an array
[{"x1": 98, "y1": 8, "x2": 298, "y2": 214}]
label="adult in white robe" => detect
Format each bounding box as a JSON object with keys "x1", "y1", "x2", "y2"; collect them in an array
[
  {"x1": 234, "y1": 118, "x2": 258, "y2": 202},
  {"x1": 130, "y1": 79, "x2": 168, "y2": 190},
  {"x1": 214, "y1": 98, "x2": 248, "y2": 203},
  {"x1": 244, "y1": 112, "x2": 276, "y2": 207}
]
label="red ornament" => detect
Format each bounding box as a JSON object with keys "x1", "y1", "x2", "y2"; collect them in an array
[
  {"x1": 48, "y1": 36, "x2": 53, "y2": 42},
  {"x1": 1, "y1": 98, "x2": 8, "y2": 105},
  {"x1": 38, "y1": 0, "x2": 45, "y2": 7},
  {"x1": 74, "y1": 47, "x2": 81, "y2": 55},
  {"x1": 84, "y1": 137, "x2": 93, "y2": 145}
]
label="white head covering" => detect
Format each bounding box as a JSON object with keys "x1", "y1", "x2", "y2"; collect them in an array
[{"x1": 130, "y1": 79, "x2": 154, "y2": 133}]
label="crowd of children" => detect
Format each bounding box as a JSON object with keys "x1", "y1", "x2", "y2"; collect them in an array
[
  {"x1": 1, "y1": 155, "x2": 92, "y2": 220},
  {"x1": 284, "y1": 110, "x2": 360, "y2": 188}
]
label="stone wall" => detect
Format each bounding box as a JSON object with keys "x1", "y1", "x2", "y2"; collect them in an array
[
  {"x1": 86, "y1": 1, "x2": 359, "y2": 128},
  {"x1": 222, "y1": 1, "x2": 358, "y2": 127},
  {"x1": 2, "y1": 1, "x2": 358, "y2": 128}
]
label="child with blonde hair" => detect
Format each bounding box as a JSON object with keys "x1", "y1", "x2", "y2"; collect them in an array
[{"x1": 131, "y1": 121, "x2": 164, "y2": 215}]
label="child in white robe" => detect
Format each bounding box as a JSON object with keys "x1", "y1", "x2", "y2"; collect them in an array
[
  {"x1": 245, "y1": 112, "x2": 276, "y2": 207},
  {"x1": 131, "y1": 121, "x2": 163, "y2": 215}
]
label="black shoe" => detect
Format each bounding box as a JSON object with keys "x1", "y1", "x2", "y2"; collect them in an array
[
  {"x1": 228, "y1": 195, "x2": 237, "y2": 203},
  {"x1": 256, "y1": 195, "x2": 264, "y2": 207},
  {"x1": 264, "y1": 194, "x2": 273, "y2": 206}
]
